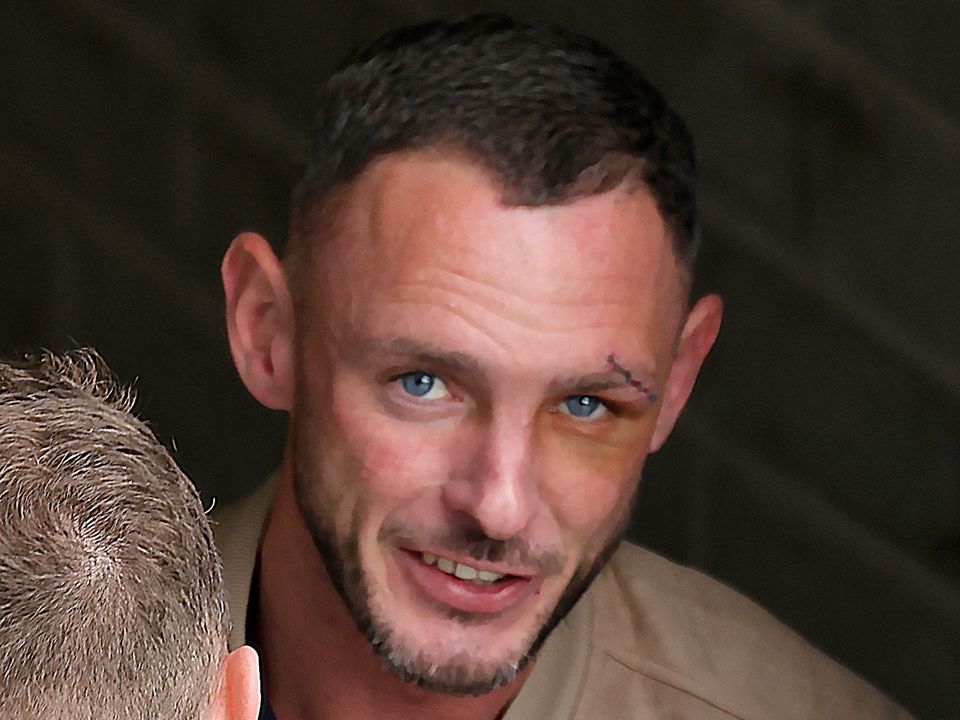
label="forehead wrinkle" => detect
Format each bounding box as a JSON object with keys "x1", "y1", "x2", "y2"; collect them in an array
[
  {"x1": 390, "y1": 277, "x2": 645, "y2": 338},
  {"x1": 424, "y1": 265, "x2": 638, "y2": 308},
  {"x1": 375, "y1": 284, "x2": 674, "y2": 381},
  {"x1": 423, "y1": 222, "x2": 678, "y2": 299}
]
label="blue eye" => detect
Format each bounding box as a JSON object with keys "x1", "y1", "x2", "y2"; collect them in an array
[
  {"x1": 561, "y1": 395, "x2": 607, "y2": 419},
  {"x1": 397, "y1": 371, "x2": 449, "y2": 400}
]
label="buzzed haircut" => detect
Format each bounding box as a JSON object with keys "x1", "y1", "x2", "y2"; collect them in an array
[
  {"x1": 289, "y1": 13, "x2": 700, "y2": 276},
  {"x1": 0, "y1": 350, "x2": 228, "y2": 720}
]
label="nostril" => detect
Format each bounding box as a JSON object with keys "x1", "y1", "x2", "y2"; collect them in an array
[{"x1": 439, "y1": 478, "x2": 480, "y2": 515}]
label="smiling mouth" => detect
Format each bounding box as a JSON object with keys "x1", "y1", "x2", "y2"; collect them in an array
[
  {"x1": 394, "y1": 546, "x2": 544, "y2": 615},
  {"x1": 419, "y1": 551, "x2": 510, "y2": 584}
]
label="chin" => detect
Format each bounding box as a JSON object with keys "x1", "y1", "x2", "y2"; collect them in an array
[
  {"x1": 369, "y1": 542, "x2": 623, "y2": 696},
  {"x1": 364, "y1": 596, "x2": 544, "y2": 696}
]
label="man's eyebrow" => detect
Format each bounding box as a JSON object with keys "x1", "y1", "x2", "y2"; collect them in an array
[
  {"x1": 348, "y1": 336, "x2": 490, "y2": 383},
  {"x1": 546, "y1": 365, "x2": 660, "y2": 402}
]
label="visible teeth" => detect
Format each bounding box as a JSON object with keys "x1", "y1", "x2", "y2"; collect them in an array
[
  {"x1": 454, "y1": 563, "x2": 478, "y2": 580},
  {"x1": 420, "y1": 552, "x2": 506, "y2": 583},
  {"x1": 477, "y1": 569, "x2": 505, "y2": 582}
]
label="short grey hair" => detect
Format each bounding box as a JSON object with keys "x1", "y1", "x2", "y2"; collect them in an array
[{"x1": 0, "y1": 350, "x2": 228, "y2": 720}]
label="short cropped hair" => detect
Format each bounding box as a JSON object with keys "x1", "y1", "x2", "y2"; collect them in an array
[
  {"x1": 0, "y1": 350, "x2": 227, "y2": 720},
  {"x1": 289, "y1": 13, "x2": 699, "y2": 277}
]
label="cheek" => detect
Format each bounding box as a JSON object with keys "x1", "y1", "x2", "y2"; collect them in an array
[
  {"x1": 537, "y1": 431, "x2": 648, "y2": 539},
  {"x1": 331, "y1": 391, "x2": 456, "y2": 506}
]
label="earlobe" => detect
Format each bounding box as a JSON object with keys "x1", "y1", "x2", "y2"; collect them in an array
[
  {"x1": 222, "y1": 232, "x2": 295, "y2": 411},
  {"x1": 222, "y1": 646, "x2": 261, "y2": 720},
  {"x1": 648, "y1": 293, "x2": 723, "y2": 452}
]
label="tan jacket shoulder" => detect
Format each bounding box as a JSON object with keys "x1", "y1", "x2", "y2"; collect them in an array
[
  {"x1": 212, "y1": 477, "x2": 276, "y2": 651},
  {"x1": 574, "y1": 543, "x2": 913, "y2": 720}
]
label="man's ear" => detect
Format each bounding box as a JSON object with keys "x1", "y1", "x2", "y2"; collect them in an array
[
  {"x1": 222, "y1": 232, "x2": 295, "y2": 411},
  {"x1": 649, "y1": 293, "x2": 723, "y2": 452},
  {"x1": 208, "y1": 646, "x2": 261, "y2": 720}
]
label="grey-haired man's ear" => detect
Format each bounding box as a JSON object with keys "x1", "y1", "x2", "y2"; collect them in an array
[{"x1": 206, "y1": 646, "x2": 261, "y2": 720}]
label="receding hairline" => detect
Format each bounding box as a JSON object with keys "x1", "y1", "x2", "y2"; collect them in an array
[{"x1": 285, "y1": 144, "x2": 692, "y2": 299}]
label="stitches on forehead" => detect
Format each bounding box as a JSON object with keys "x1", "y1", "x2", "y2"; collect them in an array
[{"x1": 606, "y1": 354, "x2": 658, "y2": 403}]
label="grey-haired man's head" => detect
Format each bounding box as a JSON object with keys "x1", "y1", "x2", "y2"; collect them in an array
[{"x1": 0, "y1": 350, "x2": 259, "y2": 720}]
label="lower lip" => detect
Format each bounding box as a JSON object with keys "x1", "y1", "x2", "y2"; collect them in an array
[{"x1": 395, "y1": 549, "x2": 540, "y2": 615}]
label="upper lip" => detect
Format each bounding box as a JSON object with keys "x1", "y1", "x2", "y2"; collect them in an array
[{"x1": 400, "y1": 546, "x2": 538, "y2": 579}]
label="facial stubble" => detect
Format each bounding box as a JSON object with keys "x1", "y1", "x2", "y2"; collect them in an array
[{"x1": 291, "y1": 426, "x2": 638, "y2": 697}]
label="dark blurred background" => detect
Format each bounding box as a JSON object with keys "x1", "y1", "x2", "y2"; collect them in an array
[{"x1": 1, "y1": 1, "x2": 957, "y2": 718}]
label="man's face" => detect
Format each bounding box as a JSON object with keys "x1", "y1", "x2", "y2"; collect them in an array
[{"x1": 290, "y1": 153, "x2": 689, "y2": 694}]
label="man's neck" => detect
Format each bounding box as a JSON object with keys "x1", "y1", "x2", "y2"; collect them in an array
[{"x1": 254, "y1": 473, "x2": 531, "y2": 720}]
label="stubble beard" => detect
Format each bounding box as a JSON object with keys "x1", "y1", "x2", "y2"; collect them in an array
[{"x1": 292, "y1": 444, "x2": 635, "y2": 697}]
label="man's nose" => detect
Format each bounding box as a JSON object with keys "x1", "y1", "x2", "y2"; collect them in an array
[{"x1": 441, "y1": 421, "x2": 540, "y2": 541}]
